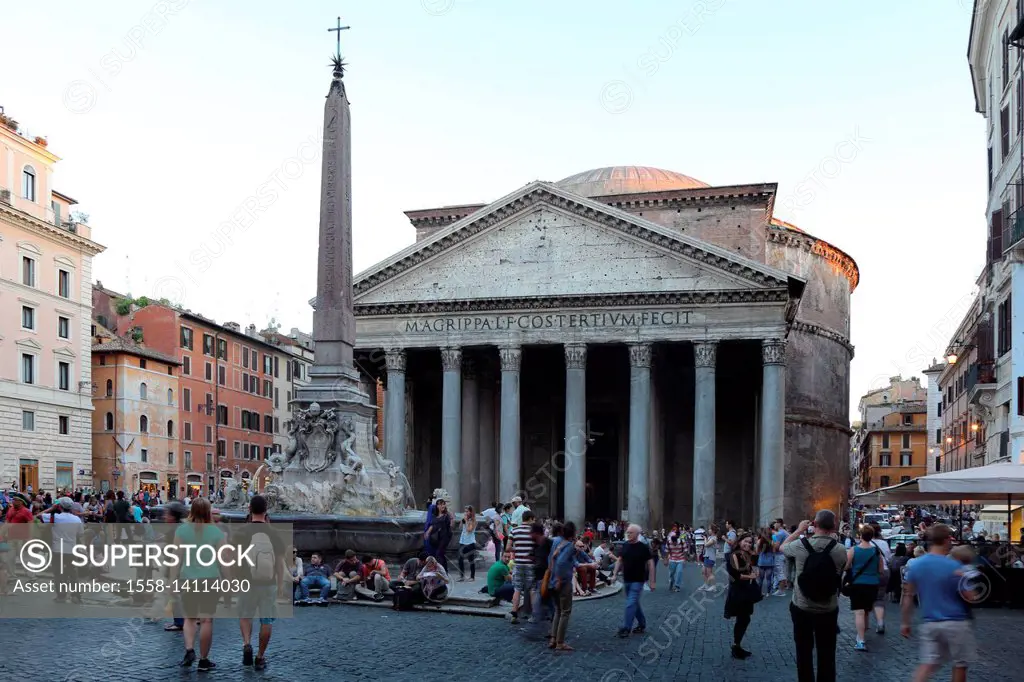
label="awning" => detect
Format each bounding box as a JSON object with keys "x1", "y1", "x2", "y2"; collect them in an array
[
  {"x1": 186, "y1": 474, "x2": 202, "y2": 483},
  {"x1": 917, "y1": 463, "x2": 1024, "y2": 495},
  {"x1": 855, "y1": 475, "x2": 1023, "y2": 506},
  {"x1": 139, "y1": 472, "x2": 158, "y2": 482},
  {"x1": 219, "y1": 471, "x2": 233, "y2": 478},
  {"x1": 240, "y1": 471, "x2": 251, "y2": 479}
]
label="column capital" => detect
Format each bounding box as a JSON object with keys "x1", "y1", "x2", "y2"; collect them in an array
[
  {"x1": 693, "y1": 341, "x2": 717, "y2": 368},
  {"x1": 440, "y1": 346, "x2": 462, "y2": 372},
  {"x1": 498, "y1": 345, "x2": 522, "y2": 372},
  {"x1": 628, "y1": 343, "x2": 652, "y2": 368},
  {"x1": 762, "y1": 339, "x2": 787, "y2": 366},
  {"x1": 384, "y1": 348, "x2": 406, "y2": 373},
  {"x1": 564, "y1": 343, "x2": 587, "y2": 370}
]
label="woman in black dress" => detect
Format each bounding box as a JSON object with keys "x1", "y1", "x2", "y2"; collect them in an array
[
  {"x1": 427, "y1": 498, "x2": 454, "y2": 569},
  {"x1": 724, "y1": 533, "x2": 760, "y2": 659}
]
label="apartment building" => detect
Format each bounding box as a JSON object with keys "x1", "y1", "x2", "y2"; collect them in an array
[{"x1": 0, "y1": 110, "x2": 104, "y2": 492}]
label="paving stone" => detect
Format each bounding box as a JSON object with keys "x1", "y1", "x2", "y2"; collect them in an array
[{"x1": 1, "y1": 564, "x2": 1018, "y2": 681}]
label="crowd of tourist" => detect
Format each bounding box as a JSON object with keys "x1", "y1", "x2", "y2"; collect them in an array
[{"x1": 0, "y1": 481, "x2": 1011, "y2": 678}]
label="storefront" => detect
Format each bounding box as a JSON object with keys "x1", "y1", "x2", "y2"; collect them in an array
[
  {"x1": 138, "y1": 471, "x2": 159, "y2": 494},
  {"x1": 186, "y1": 474, "x2": 203, "y2": 496}
]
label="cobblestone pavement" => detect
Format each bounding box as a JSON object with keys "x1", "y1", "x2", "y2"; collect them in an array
[{"x1": 1, "y1": 564, "x2": 1020, "y2": 681}]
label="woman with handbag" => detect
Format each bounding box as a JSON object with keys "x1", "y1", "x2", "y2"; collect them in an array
[
  {"x1": 724, "y1": 533, "x2": 760, "y2": 659},
  {"x1": 843, "y1": 524, "x2": 884, "y2": 652}
]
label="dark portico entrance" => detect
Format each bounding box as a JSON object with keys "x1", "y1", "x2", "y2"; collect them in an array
[{"x1": 585, "y1": 411, "x2": 620, "y2": 522}]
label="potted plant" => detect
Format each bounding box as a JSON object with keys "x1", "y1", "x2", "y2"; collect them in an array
[
  {"x1": 0, "y1": 113, "x2": 18, "y2": 132},
  {"x1": 33, "y1": 136, "x2": 47, "y2": 147}
]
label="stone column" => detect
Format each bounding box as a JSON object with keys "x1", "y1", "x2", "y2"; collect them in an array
[
  {"x1": 478, "y1": 363, "x2": 496, "y2": 508},
  {"x1": 563, "y1": 343, "x2": 588, "y2": 527},
  {"x1": 461, "y1": 358, "x2": 480, "y2": 509},
  {"x1": 440, "y1": 346, "x2": 462, "y2": 509},
  {"x1": 498, "y1": 345, "x2": 522, "y2": 501},
  {"x1": 692, "y1": 341, "x2": 717, "y2": 526},
  {"x1": 759, "y1": 339, "x2": 786, "y2": 526},
  {"x1": 628, "y1": 344, "x2": 652, "y2": 528},
  {"x1": 384, "y1": 349, "x2": 407, "y2": 474}
]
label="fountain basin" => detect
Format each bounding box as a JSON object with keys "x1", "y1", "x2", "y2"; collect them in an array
[{"x1": 217, "y1": 510, "x2": 430, "y2": 562}]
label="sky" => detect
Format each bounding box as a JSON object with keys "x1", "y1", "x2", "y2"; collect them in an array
[{"x1": 1, "y1": 0, "x2": 987, "y2": 420}]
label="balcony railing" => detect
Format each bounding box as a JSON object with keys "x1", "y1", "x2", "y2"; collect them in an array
[
  {"x1": 965, "y1": 360, "x2": 997, "y2": 393},
  {"x1": 1003, "y1": 206, "x2": 1024, "y2": 254}
]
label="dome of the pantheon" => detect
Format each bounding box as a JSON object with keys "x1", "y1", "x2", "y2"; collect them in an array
[{"x1": 556, "y1": 166, "x2": 709, "y2": 198}]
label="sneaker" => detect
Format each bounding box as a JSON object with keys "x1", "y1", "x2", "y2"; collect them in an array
[
  {"x1": 632, "y1": 626, "x2": 646, "y2": 635},
  {"x1": 510, "y1": 612, "x2": 519, "y2": 625},
  {"x1": 197, "y1": 658, "x2": 216, "y2": 671},
  {"x1": 254, "y1": 657, "x2": 266, "y2": 671},
  {"x1": 854, "y1": 641, "x2": 867, "y2": 652},
  {"x1": 242, "y1": 644, "x2": 253, "y2": 667},
  {"x1": 487, "y1": 596, "x2": 500, "y2": 607},
  {"x1": 617, "y1": 628, "x2": 631, "y2": 638},
  {"x1": 876, "y1": 625, "x2": 885, "y2": 635},
  {"x1": 372, "y1": 593, "x2": 384, "y2": 602},
  {"x1": 180, "y1": 649, "x2": 196, "y2": 668}
]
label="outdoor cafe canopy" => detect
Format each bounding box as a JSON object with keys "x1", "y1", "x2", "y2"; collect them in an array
[{"x1": 855, "y1": 463, "x2": 1024, "y2": 506}]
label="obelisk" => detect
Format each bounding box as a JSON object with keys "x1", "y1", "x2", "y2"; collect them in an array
[{"x1": 298, "y1": 49, "x2": 367, "y2": 406}]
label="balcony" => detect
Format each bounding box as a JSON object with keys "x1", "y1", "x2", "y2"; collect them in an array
[
  {"x1": 967, "y1": 360, "x2": 997, "y2": 409},
  {"x1": 1003, "y1": 206, "x2": 1024, "y2": 254}
]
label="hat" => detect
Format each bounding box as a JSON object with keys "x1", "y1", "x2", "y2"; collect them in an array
[
  {"x1": 58, "y1": 497, "x2": 74, "y2": 510},
  {"x1": 10, "y1": 492, "x2": 28, "y2": 505},
  {"x1": 511, "y1": 496, "x2": 523, "y2": 503}
]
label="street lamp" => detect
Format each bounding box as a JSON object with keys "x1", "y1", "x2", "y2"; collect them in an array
[
  {"x1": 971, "y1": 422, "x2": 980, "y2": 433},
  {"x1": 946, "y1": 352, "x2": 958, "y2": 365}
]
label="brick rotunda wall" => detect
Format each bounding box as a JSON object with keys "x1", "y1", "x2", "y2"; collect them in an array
[{"x1": 766, "y1": 226, "x2": 857, "y2": 521}]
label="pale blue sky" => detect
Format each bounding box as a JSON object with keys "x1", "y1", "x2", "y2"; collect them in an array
[{"x1": 2, "y1": 0, "x2": 985, "y2": 418}]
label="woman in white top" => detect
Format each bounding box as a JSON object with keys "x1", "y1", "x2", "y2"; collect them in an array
[
  {"x1": 700, "y1": 525, "x2": 720, "y2": 592},
  {"x1": 456, "y1": 506, "x2": 478, "y2": 581}
]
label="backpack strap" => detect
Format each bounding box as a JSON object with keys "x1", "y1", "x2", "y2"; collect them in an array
[{"x1": 800, "y1": 537, "x2": 815, "y2": 554}]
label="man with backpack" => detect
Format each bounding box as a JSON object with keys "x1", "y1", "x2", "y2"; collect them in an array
[
  {"x1": 236, "y1": 495, "x2": 286, "y2": 671},
  {"x1": 781, "y1": 510, "x2": 847, "y2": 682}
]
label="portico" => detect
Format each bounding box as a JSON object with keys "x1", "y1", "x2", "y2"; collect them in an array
[{"x1": 352, "y1": 181, "x2": 804, "y2": 529}]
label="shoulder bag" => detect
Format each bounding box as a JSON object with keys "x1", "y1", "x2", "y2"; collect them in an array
[{"x1": 840, "y1": 546, "x2": 879, "y2": 596}]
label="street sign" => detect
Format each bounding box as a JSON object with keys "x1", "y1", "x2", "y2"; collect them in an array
[{"x1": 111, "y1": 469, "x2": 121, "y2": 477}]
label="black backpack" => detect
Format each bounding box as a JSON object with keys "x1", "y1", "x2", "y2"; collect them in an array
[{"x1": 797, "y1": 537, "x2": 839, "y2": 603}]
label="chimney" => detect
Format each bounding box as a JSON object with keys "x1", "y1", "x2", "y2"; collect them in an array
[{"x1": 224, "y1": 322, "x2": 240, "y2": 332}]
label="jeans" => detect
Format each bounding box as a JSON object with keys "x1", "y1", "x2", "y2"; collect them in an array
[
  {"x1": 622, "y1": 581, "x2": 647, "y2": 631},
  {"x1": 668, "y1": 561, "x2": 684, "y2": 590},
  {"x1": 790, "y1": 604, "x2": 839, "y2": 682},
  {"x1": 773, "y1": 555, "x2": 788, "y2": 591},
  {"x1": 549, "y1": 583, "x2": 573, "y2": 645},
  {"x1": 457, "y1": 543, "x2": 476, "y2": 579},
  {"x1": 492, "y1": 583, "x2": 515, "y2": 603},
  {"x1": 299, "y1": 574, "x2": 331, "y2": 600},
  {"x1": 758, "y1": 564, "x2": 774, "y2": 595}
]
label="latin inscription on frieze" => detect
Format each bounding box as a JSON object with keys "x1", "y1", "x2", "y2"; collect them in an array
[{"x1": 404, "y1": 310, "x2": 693, "y2": 333}]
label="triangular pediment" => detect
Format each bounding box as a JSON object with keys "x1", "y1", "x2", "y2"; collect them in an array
[
  {"x1": 53, "y1": 346, "x2": 76, "y2": 358},
  {"x1": 15, "y1": 337, "x2": 43, "y2": 351},
  {"x1": 354, "y1": 182, "x2": 799, "y2": 307}
]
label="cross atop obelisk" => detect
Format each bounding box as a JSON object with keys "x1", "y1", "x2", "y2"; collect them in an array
[{"x1": 328, "y1": 17, "x2": 350, "y2": 59}]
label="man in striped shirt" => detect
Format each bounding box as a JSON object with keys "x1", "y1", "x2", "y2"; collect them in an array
[
  {"x1": 694, "y1": 526, "x2": 707, "y2": 562},
  {"x1": 505, "y1": 510, "x2": 536, "y2": 624}
]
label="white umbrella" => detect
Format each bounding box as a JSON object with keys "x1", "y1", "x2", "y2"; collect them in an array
[{"x1": 916, "y1": 463, "x2": 1024, "y2": 495}]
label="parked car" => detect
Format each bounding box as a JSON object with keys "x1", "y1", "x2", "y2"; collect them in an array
[
  {"x1": 877, "y1": 521, "x2": 896, "y2": 539},
  {"x1": 888, "y1": 533, "x2": 920, "y2": 549}
]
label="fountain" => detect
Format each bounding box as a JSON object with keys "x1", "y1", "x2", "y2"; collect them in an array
[{"x1": 217, "y1": 35, "x2": 428, "y2": 561}]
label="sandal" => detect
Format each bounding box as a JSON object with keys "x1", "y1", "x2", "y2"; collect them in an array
[
  {"x1": 555, "y1": 644, "x2": 575, "y2": 652},
  {"x1": 547, "y1": 638, "x2": 556, "y2": 649}
]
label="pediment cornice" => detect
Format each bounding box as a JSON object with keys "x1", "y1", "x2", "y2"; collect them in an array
[{"x1": 354, "y1": 182, "x2": 801, "y2": 298}]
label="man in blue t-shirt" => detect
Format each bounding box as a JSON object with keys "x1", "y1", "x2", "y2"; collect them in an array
[
  {"x1": 902, "y1": 524, "x2": 976, "y2": 681},
  {"x1": 770, "y1": 519, "x2": 790, "y2": 596}
]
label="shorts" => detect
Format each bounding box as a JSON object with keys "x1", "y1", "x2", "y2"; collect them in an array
[
  {"x1": 180, "y1": 589, "x2": 221, "y2": 619},
  {"x1": 920, "y1": 620, "x2": 977, "y2": 668},
  {"x1": 512, "y1": 564, "x2": 535, "y2": 591},
  {"x1": 848, "y1": 584, "x2": 877, "y2": 612},
  {"x1": 238, "y1": 584, "x2": 278, "y2": 625},
  {"x1": 703, "y1": 557, "x2": 715, "y2": 568}
]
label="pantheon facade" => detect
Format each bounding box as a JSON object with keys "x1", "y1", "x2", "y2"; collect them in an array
[{"x1": 353, "y1": 166, "x2": 858, "y2": 529}]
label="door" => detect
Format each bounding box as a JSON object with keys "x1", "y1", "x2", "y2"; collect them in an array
[{"x1": 19, "y1": 459, "x2": 39, "y2": 492}]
